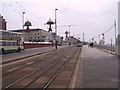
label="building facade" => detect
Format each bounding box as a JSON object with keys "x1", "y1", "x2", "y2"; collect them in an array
[
  {"x1": 65, "y1": 36, "x2": 78, "y2": 45},
  {"x1": 0, "y1": 14, "x2": 7, "y2": 30},
  {"x1": 10, "y1": 28, "x2": 61, "y2": 43}
]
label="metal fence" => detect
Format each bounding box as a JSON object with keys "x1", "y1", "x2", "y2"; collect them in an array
[{"x1": 94, "y1": 44, "x2": 115, "y2": 54}]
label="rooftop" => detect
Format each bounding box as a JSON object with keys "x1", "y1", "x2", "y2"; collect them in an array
[{"x1": 9, "y1": 28, "x2": 48, "y2": 32}]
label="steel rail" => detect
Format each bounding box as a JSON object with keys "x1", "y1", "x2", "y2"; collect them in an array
[
  {"x1": 2, "y1": 47, "x2": 76, "y2": 89},
  {"x1": 3, "y1": 47, "x2": 69, "y2": 76},
  {"x1": 23, "y1": 48, "x2": 78, "y2": 88},
  {"x1": 42, "y1": 48, "x2": 79, "y2": 89}
]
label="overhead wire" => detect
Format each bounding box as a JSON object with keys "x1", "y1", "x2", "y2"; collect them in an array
[
  {"x1": 1, "y1": 1, "x2": 48, "y2": 29},
  {"x1": 88, "y1": 23, "x2": 116, "y2": 44}
]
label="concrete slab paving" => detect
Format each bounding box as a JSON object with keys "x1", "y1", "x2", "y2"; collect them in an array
[{"x1": 76, "y1": 45, "x2": 119, "y2": 88}]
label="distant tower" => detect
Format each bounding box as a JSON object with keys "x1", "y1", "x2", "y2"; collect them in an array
[
  {"x1": 46, "y1": 19, "x2": 54, "y2": 32},
  {"x1": 24, "y1": 21, "x2": 32, "y2": 32},
  {"x1": 65, "y1": 31, "x2": 69, "y2": 37}
]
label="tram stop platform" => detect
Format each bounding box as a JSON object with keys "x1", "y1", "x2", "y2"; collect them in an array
[{"x1": 75, "y1": 45, "x2": 119, "y2": 88}]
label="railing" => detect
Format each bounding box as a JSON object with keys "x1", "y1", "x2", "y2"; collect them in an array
[{"x1": 94, "y1": 44, "x2": 116, "y2": 54}]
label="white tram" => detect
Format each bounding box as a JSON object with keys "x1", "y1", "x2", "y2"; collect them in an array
[{"x1": 0, "y1": 30, "x2": 24, "y2": 54}]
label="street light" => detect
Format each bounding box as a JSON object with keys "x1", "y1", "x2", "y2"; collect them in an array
[
  {"x1": 55, "y1": 9, "x2": 58, "y2": 49},
  {"x1": 114, "y1": 20, "x2": 117, "y2": 45},
  {"x1": 22, "y1": 12, "x2": 25, "y2": 29}
]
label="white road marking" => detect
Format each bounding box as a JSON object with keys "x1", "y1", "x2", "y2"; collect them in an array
[
  {"x1": 62, "y1": 59, "x2": 67, "y2": 61},
  {"x1": 26, "y1": 62, "x2": 34, "y2": 65},
  {"x1": 81, "y1": 53, "x2": 83, "y2": 58}
]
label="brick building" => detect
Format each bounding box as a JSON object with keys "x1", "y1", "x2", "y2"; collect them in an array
[{"x1": 0, "y1": 14, "x2": 7, "y2": 30}]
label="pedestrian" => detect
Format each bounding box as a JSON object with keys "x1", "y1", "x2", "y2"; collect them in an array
[{"x1": 90, "y1": 42, "x2": 93, "y2": 48}]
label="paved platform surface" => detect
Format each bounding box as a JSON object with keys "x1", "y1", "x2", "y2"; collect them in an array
[{"x1": 76, "y1": 45, "x2": 119, "y2": 88}]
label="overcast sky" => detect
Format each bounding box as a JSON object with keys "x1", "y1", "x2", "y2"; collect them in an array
[{"x1": 0, "y1": 0, "x2": 119, "y2": 44}]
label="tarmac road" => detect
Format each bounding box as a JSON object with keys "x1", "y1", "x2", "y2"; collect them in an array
[{"x1": 2, "y1": 46, "x2": 68, "y2": 64}]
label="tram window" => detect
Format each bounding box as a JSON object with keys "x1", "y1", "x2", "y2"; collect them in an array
[
  {"x1": 0, "y1": 32, "x2": 2, "y2": 35},
  {"x1": 8, "y1": 42, "x2": 10, "y2": 46},
  {"x1": 2, "y1": 32, "x2": 5, "y2": 36},
  {"x1": 17, "y1": 40, "x2": 20, "y2": 46},
  {"x1": 0, "y1": 42, "x2": 1, "y2": 46},
  {"x1": 12, "y1": 42, "x2": 14, "y2": 46},
  {"x1": 2, "y1": 42, "x2": 7, "y2": 46},
  {"x1": 12, "y1": 42, "x2": 15, "y2": 46},
  {"x1": 6, "y1": 42, "x2": 9, "y2": 46}
]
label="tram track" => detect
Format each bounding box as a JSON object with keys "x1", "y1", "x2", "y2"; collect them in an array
[
  {"x1": 25, "y1": 48, "x2": 79, "y2": 89},
  {"x1": 3, "y1": 47, "x2": 72, "y2": 78},
  {"x1": 2, "y1": 47, "x2": 70, "y2": 76},
  {"x1": 2, "y1": 47, "x2": 80, "y2": 89},
  {"x1": 46, "y1": 47, "x2": 81, "y2": 89}
]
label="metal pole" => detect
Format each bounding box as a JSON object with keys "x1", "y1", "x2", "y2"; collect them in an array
[
  {"x1": 99, "y1": 34, "x2": 100, "y2": 42},
  {"x1": 55, "y1": 9, "x2": 58, "y2": 49},
  {"x1": 83, "y1": 33, "x2": 84, "y2": 42},
  {"x1": 99, "y1": 34, "x2": 100, "y2": 49},
  {"x1": 114, "y1": 20, "x2": 116, "y2": 45},
  {"x1": 22, "y1": 12, "x2": 25, "y2": 29},
  {"x1": 69, "y1": 25, "x2": 71, "y2": 37},
  {"x1": 111, "y1": 39, "x2": 113, "y2": 53},
  {"x1": 69, "y1": 25, "x2": 71, "y2": 46}
]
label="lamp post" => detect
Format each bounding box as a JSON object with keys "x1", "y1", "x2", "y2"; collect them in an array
[
  {"x1": 114, "y1": 20, "x2": 116, "y2": 45},
  {"x1": 22, "y1": 12, "x2": 25, "y2": 29},
  {"x1": 68, "y1": 25, "x2": 71, "y2": 46},
  {"x1": 83, "y1": 33, "x2": 85, "y2": 43},
  {"x1": 55, "y1": 9, "x2": 58, "y2": 49}
]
